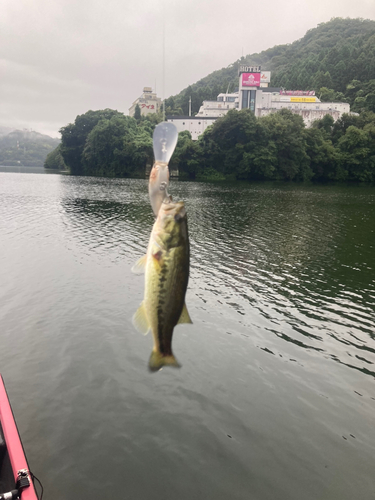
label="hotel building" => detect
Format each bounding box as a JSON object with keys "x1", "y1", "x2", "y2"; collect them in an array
[
  {"x1": 167, "y1": 67, "x2": 351, "y2": 139},
  {"x1": 129, "y1": 87, "x2": 162, "y2": 117}
]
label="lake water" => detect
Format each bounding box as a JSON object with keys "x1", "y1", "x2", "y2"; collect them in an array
[{"x1": 0, "y1": 170, "x2": 374, "y2": 500}]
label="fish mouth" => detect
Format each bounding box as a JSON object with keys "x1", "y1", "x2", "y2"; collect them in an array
[{"x1": 161, "y1": 200, "x2": 186, "y2": 219}]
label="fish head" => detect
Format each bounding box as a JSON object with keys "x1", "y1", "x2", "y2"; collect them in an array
[{"x1": 155, "y1": 200, "x2": 188, "y2": 248}]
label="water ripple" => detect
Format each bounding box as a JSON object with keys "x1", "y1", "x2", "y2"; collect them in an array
[{"x1": 1, "y1": 173, "x2": 374, "y2": 377}]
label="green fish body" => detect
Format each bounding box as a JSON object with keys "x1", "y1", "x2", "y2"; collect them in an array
[{"x1": 132, "y1": 200, "x2": 191, "y2": 371}]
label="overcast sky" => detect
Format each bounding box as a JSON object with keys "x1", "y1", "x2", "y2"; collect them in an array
[{"x1": 1, "y1": 0, "x2": 374, "y2": 137}]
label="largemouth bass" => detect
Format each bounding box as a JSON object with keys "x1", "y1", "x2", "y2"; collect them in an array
[
  {"x1": 148, "y1": 161, "x2": 169, "y2": 216},
  {"x1": 132, "y1": 199, "x2": 192, "y2": 371}
]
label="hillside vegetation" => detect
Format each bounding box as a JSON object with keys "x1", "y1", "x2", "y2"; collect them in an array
[
  {"x1": 57, "y1": 105, "x2": 375, "y2": 183},
  {"x1": 56, "y1": 18, "x2": 375, "y2": 183},
  {"x1": 0, "y1": 129, "x2": 60, "y2": 166},
  {"x1": 165, "y1": 18, "x2": 375, "y2": 116}
]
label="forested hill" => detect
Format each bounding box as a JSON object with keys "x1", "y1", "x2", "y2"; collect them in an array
[
  {"x1": 0, "y1": 129, "x2": 60, "y2": 166},
  {"x1": 165, "y1": 18, "x2": 375, "y2": 115}
]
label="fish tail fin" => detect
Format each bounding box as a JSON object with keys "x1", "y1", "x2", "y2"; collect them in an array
[{"x1": 148, "y1": 351, "x2": 181, "y2": 372}]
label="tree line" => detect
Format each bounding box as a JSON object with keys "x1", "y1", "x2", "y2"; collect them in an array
[
  {"x1": 170, "y1": 109, "x2": 375, "y2": 183},
  {"x1": 49, "y1": 109, "x2": 159, "y2": 177},
  {"x1": 47, "y1": 106, "x2": 375, "y2": 183}
]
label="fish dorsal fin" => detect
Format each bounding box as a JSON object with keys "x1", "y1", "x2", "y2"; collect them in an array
[
  {"x1": 132, "y1": 302, "x2": 150, "y2": 335},
  {"x1": 131, "y1": 255, "x2": 147, "y2": 274},
  {"x1": 177, "y1": 303, "x2": 193, "y2": 325}
]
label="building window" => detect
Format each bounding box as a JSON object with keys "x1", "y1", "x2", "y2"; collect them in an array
[
  {"x1": 183, "y1": 122, "x2": 185, "y2": 125},
  {"x1": 241, "y1": 90, "x2": 249, "y2": 109},
  {"x1": 249, "y1": 90, "x2": 256, "y2": 112},
  {"x1": 217, "y1": 97, "x2": 224, "y2": 102}
]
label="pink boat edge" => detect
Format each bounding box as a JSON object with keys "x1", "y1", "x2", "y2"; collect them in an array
[{"x1": 0, "y1": 375, "x2": 39, "y2": 499}]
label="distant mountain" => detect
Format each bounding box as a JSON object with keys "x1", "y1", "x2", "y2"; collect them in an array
[
  {"x1": 0, "y1": 129, "x2": 60, "y2": 166},
  {"x1": 0, "y1": 126, "x2": 16, "y2": 137},
  {"x1": 166, "y1": 18, "x2": 375, "y2": 115}
]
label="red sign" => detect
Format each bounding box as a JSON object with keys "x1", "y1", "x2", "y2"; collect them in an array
[
  {"x1": 280, "y1": 90, "x2": 315, "y2": 96},
  {"x1": 141, "y1": 104, "x2": 155, "y2": 109},
  {"x1": 241, "y1": 73, "x2": 260, "y2": 87}
]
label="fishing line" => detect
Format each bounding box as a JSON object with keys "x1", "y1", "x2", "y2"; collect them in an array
[
  {"x1": 162, "y1": 0, "x2": 166, "y2": 121},
  {"x1": 30, "y1": 471, "x2": 44, "y2": 500}
]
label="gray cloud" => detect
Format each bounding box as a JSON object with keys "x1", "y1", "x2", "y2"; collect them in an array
[{"x1": 1, "y1": 0, "x2": 374, "y2": 137}]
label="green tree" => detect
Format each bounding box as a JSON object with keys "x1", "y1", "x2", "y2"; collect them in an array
[
  {"x1": 365, "y1": 93, "x2": 375, "y2": 112},
  {"x1": 200, "y1": 109, "x2": 259, "y2": 178},
  {"x1": 134, "y1": 104, "x2": 141, "y2": 120},
  {"x1": 44, "y1": 144, "x2": 67, "y2": 170},
  {"x1": 312, "y1": 113, "x2": 334, "y2": 135},
  {"x1": 304, "y1": 127, "x2": 339, "y2": 180},
  {"x1": 337, "y1": 125, "x2": 373, "y2": 181},
  {"x1": 259, "y1": 110, "x2": 311, "y2": 180},
  {"x1": 171, "y1": 131, "x2": 203, "y2": 179},
  {"x1": 82, "y1": 115, "x2": 150, "y2": 177},
  {"x1": 60, "y1": 109, "x2": 123, "y2": 175}
]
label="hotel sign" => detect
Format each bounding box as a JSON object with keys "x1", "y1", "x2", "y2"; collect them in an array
[
  {"x1": 239, "y1": 65, "x2": 261, "y2": 75},
  {"x1": 260, "y1": 71, "x2": 271, "y2": 83},
  {"x1": 241, "y1": 72, "x2": 261, "y2": 87},
  {"x1": 280, "y1": 90, "x2": 315, "y2": 96},
  {"x1": 290, "y1": 97, "x2": 316, "y2": 102}
]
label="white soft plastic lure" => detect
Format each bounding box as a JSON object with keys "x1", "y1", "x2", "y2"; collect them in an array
[{"x1": 149, "y1": 122, "x2": 178, "y2": 216}]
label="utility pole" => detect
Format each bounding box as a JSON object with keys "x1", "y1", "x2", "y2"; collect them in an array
[{"x1": 189, "y1": 96, "x2": 191, "y2": 117}]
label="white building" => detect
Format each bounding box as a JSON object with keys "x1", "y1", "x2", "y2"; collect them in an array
[
  {"x1": 256, "y1": 89, "x2": 350, "y2": 126},
  {"x1": 237, "y1": 65, "x2": 351, "y2": 125},
  {"x1": 195, "y1": 92, "x2": 239, "y2": 118},
  {"x1": 167, "y1": 66, "x2": 352, "y2": 139},
  {"x1": 129, "y1": 87, "x2": 162, "y2": 117},
  {"x1": 166, "y1": 117, "x2": 217, "y2": 141}
]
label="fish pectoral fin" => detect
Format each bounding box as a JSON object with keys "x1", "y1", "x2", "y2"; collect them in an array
[
  {"x1": 177, "y1": 303, "x2": 193, "y2": 325},
  {"x1": 131, "y1": 255, "x2": 147, "y2": 274},
  {"x1": 132, "y1": 302, "x2": 150, "y2": 335}
]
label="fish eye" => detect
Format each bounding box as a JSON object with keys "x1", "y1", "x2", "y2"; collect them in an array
[{"x1": 174, "y1": 213, "x2": 182, "y2": 222}]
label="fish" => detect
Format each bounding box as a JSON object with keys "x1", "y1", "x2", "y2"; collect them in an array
[
  {"x1": 148, "y1": 161, "x2": 169, "y2": 216},
  {"x1": 132, "y1": 199, "x2": 192, "y2": 371}
]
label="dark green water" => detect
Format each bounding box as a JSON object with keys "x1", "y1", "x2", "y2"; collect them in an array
[{"x1": 0, "y1": 171, "x2": 374, "y2": 500}]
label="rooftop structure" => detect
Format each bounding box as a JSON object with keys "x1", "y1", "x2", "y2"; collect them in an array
[
  {"x1": 129, "y1": 87, "x2": 162, "y2": 117},
  {"x1": 196, "y1": 92, "x2": 239, "y2": 118}
]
